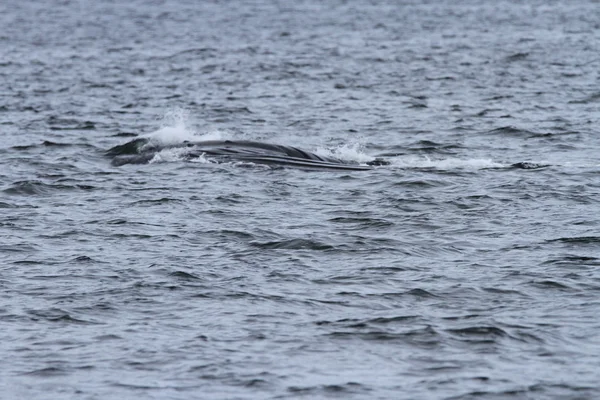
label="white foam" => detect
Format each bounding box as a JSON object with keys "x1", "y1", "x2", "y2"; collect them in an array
[
  {"x1": 314, "y1": 142, "x2": 375, "y2": 164},
  {"x1": 189, "y1": 153, "x2": 212, "y2": 164},
  {"x1": 147, "y1": 147, "x2": 193, "y2": 164},
  {"x1": 312, "y1": 143, "x2": 504, "y2": 170},
  {"x1": 389, "y1": 155, "x2": 506, "y2": 170}
]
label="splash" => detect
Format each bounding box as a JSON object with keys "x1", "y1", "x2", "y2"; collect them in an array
[
  {"x1": 139, "y1": 109, "x2": 226, "y2": 162},
  {"x1": 142, "y1": 108, "x2": 225, "y2": 146}
]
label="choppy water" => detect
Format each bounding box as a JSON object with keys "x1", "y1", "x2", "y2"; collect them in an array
[{"x1": 2, "y1": 1, "x2": 600, "y2": 399}]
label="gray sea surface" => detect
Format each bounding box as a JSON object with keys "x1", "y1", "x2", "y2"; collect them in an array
[{"x1": 2, "y1": 0, "x2": 600, "y2": 399}]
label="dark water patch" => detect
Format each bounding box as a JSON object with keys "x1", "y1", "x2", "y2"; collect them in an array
[
  {"x1": 449, "y1": 195, "x2": 495, "y2": 210},
  {"x1": 359, "y1": 265, "x2": 411, "y2": 274},
  {"x1": 568, "y1": 92, "x2": 600, "y2": 104},
  {"x1": 26, "y1": 308, "x2": 100, "y2": 325},
  {"x1": 106, "y1": 218, "x2": 128, "y2": 225},
  {"x1": 441, "y1": 314, "x2": 483, "y2": 322},
  {"x1": 250, "y1": 238, "x2": 334, "y2": 250},
  {"x1": 288, "y1": 382, "x2": 370, "y2": 395},
  {"x1": 371, "y1": 289, "x2": 438, "y2": 300},
  {"x1": 210, "y1": 106, "x2": 253, "y2": 115},
  {"x1": 426, "y1": 75, "x2": 456, "y2": 81},
  {"x1": 10, "y1": 144, "x2": 39, "y2": 151},
  {"x1": 129, "y1": 197, "x2": 184, "y2": 206},
  {"x1": 70, "y1": 255, "x2": 99, "y2": 263},
  {"x1": 46, "y1": 116, "x2": 97, "y2": 130},
  {"x1": 542, "y1": 236, "x2": 600, "y2": 254},
  {"x1": 112, "y1": 131, "x2": 138, "y2": 137},
  {"x1": 546, "y1": 236, "x2": 600, "y2": 245},
  {"x1": 448, "y1": 384, "x2": 600, "y2": 400},
  {"x1": 10, "y1": 140, "x2": 77, "y2": 150},
  {"x1": 0, "y1": 243, "x2": 39, "y2": 253},
  {"x1": 406, "y1": 100, "x2": 428, "y2": 108},
  {"x1": 329, "y1": 236, "x2": 416, "y2": 255},
  {"x1": 482, "y1": 287, "x2": 530, "y2": 297},
  {"x1": 393, "y1": 178, "x2": 449, "y2": 188},
  {"x1": 376, "y1": 151, "x2": 407, "y2": 158},
  {"x1": 551, "y1": 143, "x2": 580, "y2": 151},
  {"x1": 326, "y1": 325, "x2": 441, "y2": 348},
  {"x1": 160, "y1": 47, "x2": 217, "y2": 60},
  {"x1": 215, "y1": 193, "x2": 246, "y2": 204},
  {"x1": 406, "y1": 140, "x2": 463, "y2": 154},
  {"x1": 168, "y1": 271, "x2": 203, "y2": 281},
  {"x1": 2, "y1": 180, "x2": 96, "y2": 195},
  {"x1": 316, "y1": 315, "x2": 419, "y2": 327},
  {"x1": 446, "y1": 326, "x2": 509, "y2": 344},
  {"x1": 11, "y1": 259, "x2": 47, "y2": 265},
  {"x1": 366, "y1": 315, "x2": 420, "y2": 324},
  {"x1": 511, "y1": 329, "x2": 546, "y2": 344},
  {"x1": 404, "y1": 288, "x2": 438, "y2": 298},
  {"x1": 236, "y1": 378, "x2": 270, "y2": 388},
  {"x1": 82, "y1": 80, "x2": 114, "y2": 89},
  {"x1": 22, "y1": 367, "x2": 69, "y2": 377},
  {"x1": 542, "y1": 255, "x2": 600, "y2": 268},
  {"x1": 326, "y1": 329, "x2": 430, "y2": 342},
  {"x1": 311, "y1": 275, "x2": 369, "y2": 285},
  {"x1": 483, "y1": 95, "x2": 515, "y2": 101},
  {"x1": 206, "y1": 229, "x2": 256, "y2": 241},
  {"x1": 192, "y1": 371, "x2": 276, "y2": 390},
  {"x1": 110, "y1": 382, "x2": 163, "y2": 390},
  {"x1": 111, "y1": 233, "x2": 154, "y2": 240},
  {"x1": 221, "y1": 290, "x2": 287, "y2": 303},
  {"x1": 486, "y1": 126, "x2": 537, "y2": 137},
  {"x1": 328, "y1": 216, "x2": 394, "y2": 228},
  {"x1": 509, "y1": 162, "x2": 550, "y2": 170},
  {"x1": 41, "y1": 140, "x2": 72, "y2": 147},
  {"x1": 504, "y1": 52, "x2": 530, "y2": 62},
  {"x1": 95, "y1": 334, "x2": 122, "y2": 341},
  {"x1": 526, "y1": 131, "x2": 580, "y2": 139},
  {"x1": 528, "y1": 280, "x2": 576, "y2": 291}
]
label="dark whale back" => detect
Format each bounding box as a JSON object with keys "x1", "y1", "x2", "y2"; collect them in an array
[{"x1": 106, "y1": 138, "x2": 382, "y2": 170}]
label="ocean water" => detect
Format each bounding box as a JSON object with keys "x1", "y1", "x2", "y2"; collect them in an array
[{"x1": 1, "y1": 0, "x2": 600, "y2": 399}]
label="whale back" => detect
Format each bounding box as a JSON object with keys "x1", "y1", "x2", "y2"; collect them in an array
[{"x1": 106, "y1": 139, "x2": 374, "y2": 171}]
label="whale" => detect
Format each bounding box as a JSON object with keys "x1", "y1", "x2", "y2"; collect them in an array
[{"x1": 106, "y1": 138, "x2": 389, "y2": 171}]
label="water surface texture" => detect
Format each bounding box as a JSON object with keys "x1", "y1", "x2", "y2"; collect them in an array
[{"x1": 2, "y1": 1, "x2": 600, "y2": 399}]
